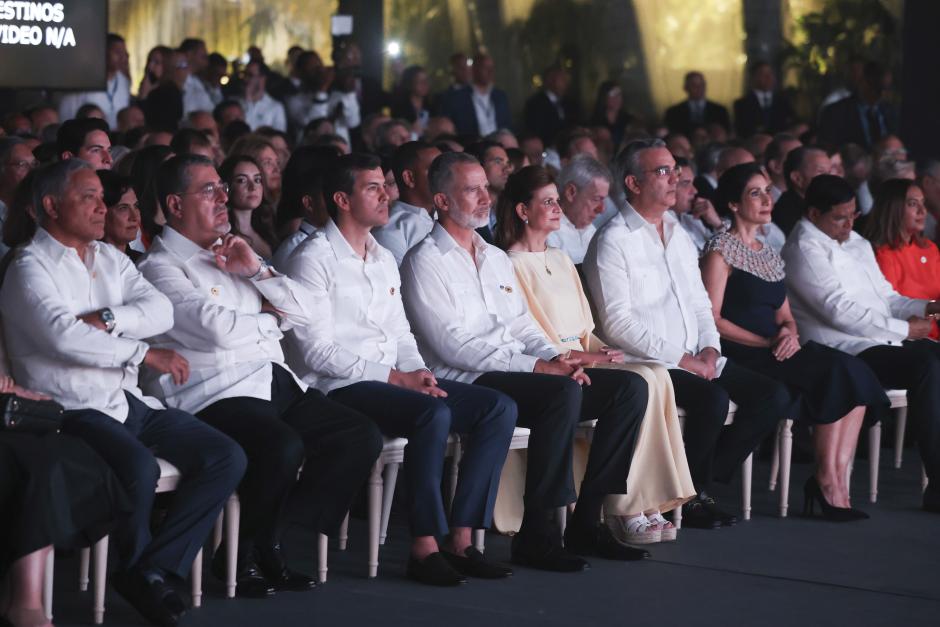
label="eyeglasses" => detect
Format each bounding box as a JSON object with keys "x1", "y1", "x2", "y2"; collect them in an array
[
  {"x1": 5, "y1": 159, "x2": 39, "y2": 171},
  {"x1": 176, "y1": 182, "x2": 229, "y2": 200},
  {"x1": 645, "y1": 165, "x2": 681, "y2": 178}
]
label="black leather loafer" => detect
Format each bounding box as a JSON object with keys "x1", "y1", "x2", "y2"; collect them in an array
[
  {"x1": 406, "y1": 552, "x2": 467, "y2": 586},
  {"x1": 442, "y1": 547, "x2": 513, "y2": 579}
]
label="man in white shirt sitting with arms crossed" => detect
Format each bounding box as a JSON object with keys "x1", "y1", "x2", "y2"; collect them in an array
[
  {"x1": 283, "y1": 153, "x2": 517, "y2": 586},
  {"x1": 138, "y1": 155, "x2": 383, "y2": 598},
  {"x1": 782, "y1": 174, "x2": 940, "y2": 514},
  {"x1": 0, "y1": 159, "x2": 246, "y2": 627}
]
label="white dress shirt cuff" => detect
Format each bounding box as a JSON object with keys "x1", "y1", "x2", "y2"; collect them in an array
[
  {"x1": 256, "y1": 313, "x2": 282, "y2": 337},
  {"x1": 509, "y1": 352, "x2": 541, "y2": 373},
  {"x1": 364, "y1": 361, "x2": 393, "y2": 385},
  {"x1": 127, "y1": 341, "x2": 150, "y2": 367},
  {"x1": 887, "y1": 317, "x2": 911, "y2": 341},
  {"x1": 109, "y1": 304, "x2": 140, "y2": 337},
  {"x1": 661, "y1": 343, "x2": 688, "y2": 368}
]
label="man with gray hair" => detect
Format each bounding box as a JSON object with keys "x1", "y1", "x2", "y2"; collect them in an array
[
  {"x1": 584, "y1": 138, "x2": 789, "y2": 529},
  {"x1": 0, "y1": 158, "x2": 246, "y2": 627},
  {"x1": 402, "y1": 151, "x2": 649, "y2": 570},
  {"x1": 547, "y1": 155, "x2": 611, "y2": 264}
]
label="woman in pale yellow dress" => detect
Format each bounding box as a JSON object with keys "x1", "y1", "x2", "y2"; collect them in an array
[{"x1": 493, "y1": 165, "x2": 695, "y2": 544}]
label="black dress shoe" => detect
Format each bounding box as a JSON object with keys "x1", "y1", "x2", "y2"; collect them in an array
[
  {"x1": 256, "y1": 544, "x2": 316, "y2": 592},
  {"x1": 111, "y1": 570, "x2": 183, "y2": 627},
  {"x1": 442, "y1": 547, "x2": 513, "y2": 579},
  {"x1": 564, "y1": 523, "x2": 650, "y2": 561},
  {"x1": 211, "y1": 548, "x2": 275, "y2": 598},
  {"x1": 406, "y1": 552, "x2": 467, "y2": 586},
  {"x1": 680, "y1": 499, "x2": 721, "y2": 529},
  {"x1": 510, "y1": 531, "x2": 589, "y2": 572},
  {"x1": 701, "y1": 495, "x2": 738, "y2": 526}
]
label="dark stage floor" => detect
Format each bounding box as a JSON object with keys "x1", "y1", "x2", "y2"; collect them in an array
[{"x1": 50, "y1": 453, "x2": 939, "y2": 627}]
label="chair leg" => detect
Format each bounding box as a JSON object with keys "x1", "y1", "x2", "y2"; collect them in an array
[
  {"x1": 769, "y1": 421, "x2": 781, "y2": 491},
  {"x1": 869, "y1": 422, "x2": 882, "y2": 504},
  {"x1": 379, "y1": 462, "x2": 400, "y2": 546},
  {"x1": 317, "y1": 533, "x2": 328, "y2": 583},
  {"x1": 923, "y1": 464, "x2": 929, "y2": 493},
  {"x1": 191, "y1": 549, "x2": 202, "y2": 609},
  {"x1": 742, "y1": 452, "x2": 753, "y2": 521},
  {"x1": 79, "y1": 547, "x2": 90, "y2": 592},
  {"x1": 92, "y1": 536, "x2": 109, "y2": 625},
  {"x1": 212, "y1": 511, "x2": 224, "y2": 554},
  {"x1": 367, "y1": 460, "x2": 383, "y2": 578},
  {"x1": 894, "y1": 407, "x2": 908, "y2": 469},
  {"x1": 556, "y1": 506, "x2": 568, "y2": 540},
  {"x1": 779, "y1": 419, "x2": 794, "y2": 518},
  {"x1": 473, "y1": 529, "x2": 485, "y2": 553},
  {"x1": 224, "y1": 494, "x2": 239, "y2": 599},
  {"x1": 446, "y1": 439, "x2": 462, "y2": 515},
  {"x1": 43, "y1": 548, "x2": 54, "y2": 621},
  {"x1": 339, "y1": 513, "x2": 349, "y2": 551}
]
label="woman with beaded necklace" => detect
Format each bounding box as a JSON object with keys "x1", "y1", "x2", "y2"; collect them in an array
[{"x1": 704, "y1": 162, "x2": 887, "y2": 521}]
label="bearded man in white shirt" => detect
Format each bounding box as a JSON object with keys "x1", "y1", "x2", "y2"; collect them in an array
[
  {"x1": 401, "y1": 152, "x2": 650, "y2": 571},
  {"x1": 284, "y1": 153, "x2": 516, "y2": 585},
  {"x1": 584, "y1": 139, "x2": 790, "y2": 529},
  {"x1": 138, "y1": 154, "x2": 383, "y2": 597},
  {"x1": 546, "y1": 155, "x2": 609, "y2": 264},
  {"x1": 0, "y1": 159, "x2": 247, "y2": 627},
  {"x1": 782, "y1": 174, "x2": 940, "y2": 513},
  {"x1": 372, "y1": 141, "x2": 442, "y2": 265}
]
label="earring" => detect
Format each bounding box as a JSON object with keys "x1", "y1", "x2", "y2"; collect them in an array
[{"x1": 523, "y1": 218, "x2": 529, "y2": 224}]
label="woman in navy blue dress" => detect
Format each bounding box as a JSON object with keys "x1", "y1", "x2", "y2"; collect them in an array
[{"x1": 701, "y1": 163, "x2": 887, "y2": 521}]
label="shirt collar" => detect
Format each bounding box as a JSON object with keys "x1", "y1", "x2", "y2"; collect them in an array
[
  {"x1": 622, "y1": 202, "x2": 677, "y2": 233},
  {"x1": 157, "y1": 225, "x2": 217, "y2": 261},
  {"x1": 324, "y1": 218, "x2": 382, "y2": 263},
  {"x1": 795, "y1": 217, "x2": 861, "y2": 249},
  {"x1": 299, "y1": 219, "x2": 317, "y2": 236},
  {"x1": 31, "y1": 227, "x2": 99, "y2": 265},
  {"x1": 430, "y1": 221, "x2": 487, "y2": 258}
]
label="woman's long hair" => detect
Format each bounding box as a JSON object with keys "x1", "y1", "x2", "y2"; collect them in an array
[
  {"x1": 494, "y1": 165, "x2": 555, "y2": 250},
  {"x1": 219, "y1": 154, "x2": 279, "y2": 252},
  {"x1": 863, "y1": 178, "x2": 927, "y2": 250}
]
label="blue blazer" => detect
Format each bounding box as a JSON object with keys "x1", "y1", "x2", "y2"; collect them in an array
[{"x1": 436, "y1": 85, "x2": 512, "y2": 136}]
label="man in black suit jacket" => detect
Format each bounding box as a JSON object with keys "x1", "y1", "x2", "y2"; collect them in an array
[
  {"x1": 437, "y1": 53, "x2": 512, "y2": 137},
  {"x1": 734, "y1": 62, "x2": 795, "y2": 137},
  {"x1": 773, "y1": 146, "x2": 831, "y2": 235},
  {"x1": 663, "y1": 72, "x2": 730, "y2": 136},
  {"x1": 819, "y1": 61, "x2": 898, "y2": 150},
  {"x1": 524, "y1": 64, "x2": 581, "y2": 145}
]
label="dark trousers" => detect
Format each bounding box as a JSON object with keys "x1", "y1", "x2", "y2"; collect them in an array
[
  {"x1": 670, "y1": 359, "x2": 789, "y2": 490},
  {"x1": 474, "y1": 369, "x2": 647, "y2": 509},
  {"x1": 62, "y1": 393, "x2": 247, "y2": 578},
  {"x1": 197, "y1": 366, "x2": 382, "y2": 553},
  {"x1": 329, "y1": 379, "x2": 516, "y2": 537},
  {"x1": 858, "y1": 340, "x2": 940, "y2": 487}
]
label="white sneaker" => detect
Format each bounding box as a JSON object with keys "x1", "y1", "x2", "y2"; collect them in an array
[
  {"x1": 607, "y1": 514, "x2": 661, "y2": 545},
  {"x1": 647, "y1": 512, "x2": 677, "y2": 542}
]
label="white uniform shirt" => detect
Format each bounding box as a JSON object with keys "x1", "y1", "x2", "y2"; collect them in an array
[
  {"x1": 58, "y1": 72, "x2": 131, "y2": 129},
  {"x1": 241, "y1": 92, "x2": 287, "y2": 132},
  {"x1": 372, "y1": 200, "x2": 435, "y2": 266},
  {"x1": 400, "y1": 223, "x2": 559, "y2": 383},
  {"x1": 182, "y1": 74, "x2": 216, "y2": 116},
  {"x1": 271, "y1": 220, "x2": 317, "y2": 270},
  {"x1": 583, "y1": 204, "x2": 725, "y2": 372},
  {"x1": 136, "y1": 227, "x2": 311, "y2": 413},
  {"x1": 781, "y1": 218, "x2": 929, "y2": 355},
  {"x1": 546, "y1": 213, "x2": 596, "y2": 265},
  {"x1": 471, "y1": 86, "x2": 498, "y2": 137},
  {"x1": 0, "y1": 229, "x2": 170, "y2": 421},
  {"x1": 283, "y1": 220, "x2": 426, "y2": 393}
]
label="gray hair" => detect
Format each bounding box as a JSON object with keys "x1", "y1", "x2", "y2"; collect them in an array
[
  {"x1": 613, "y1": 137, "x2": 666, "y2": 198},
  {"x1": 556, "y1": 155, "x2": 611, "y2": 194},
  {"x1": 428, "y1": 151, "x2": 480, "y2": 197},
  {"x1": 32, "y1": 159, "x2": 94, "y2": 226}
]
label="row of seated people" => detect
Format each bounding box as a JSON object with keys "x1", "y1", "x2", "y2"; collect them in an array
[{"x1": 1, "y1": 140, "x2": 938, "y2": 627}]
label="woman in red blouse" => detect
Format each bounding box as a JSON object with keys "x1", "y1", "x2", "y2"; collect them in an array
[{"x1": 864, "y1": 178, "x2": 940, "y2": 338}]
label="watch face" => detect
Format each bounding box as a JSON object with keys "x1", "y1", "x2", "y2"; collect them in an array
[{"x1": 100, "y1": 309, "x2": 115, "y2": 323}]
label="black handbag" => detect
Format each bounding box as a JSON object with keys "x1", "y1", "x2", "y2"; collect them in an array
[{"x1": 0, "y1": 393, "x2": 66, "y2": 435}]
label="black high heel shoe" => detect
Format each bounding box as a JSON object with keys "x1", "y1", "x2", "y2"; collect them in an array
[{"x1": 802, "y1": 477, "x2": 869, "y2": 522}]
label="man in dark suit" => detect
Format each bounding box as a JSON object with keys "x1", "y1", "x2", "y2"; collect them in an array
[
  {"x1": 734, "y1": 62, "x2": 795, "y2": 137},
  {"x1": 437, "y1": 53, "x2": 512, "y2": 138},
  {"x1": 663, "y1": 72, "x2": 730, "y2": 136},
  {"x1": 819, "y1": 61, "x2": 898, "y2": 150},
  {"x1": 773, "y1": 146, "x2": 831, "y2": 235},
  {"x1": 524, "y1": 64, "x2": 581, "y2": 145}
]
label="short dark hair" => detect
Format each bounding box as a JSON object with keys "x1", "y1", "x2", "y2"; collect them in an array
[
  {"x1": 783, "y1": 146, "x2": 824, "y2": 186},
  {"x1": 106, "y1": 33, "x2": 125, "y2": 48},
  {"x1": 764, "y1": 132, "x2": 799, "y2": 168},
  {"x1": 56, "y1": 118, "x2": 109, "y2": 156},
  {"x1": 464, "y1": 140, "x2": 503, "y2": 165},
  {"x1": 170, "y1": 128, "x2": 212, "y2": 156},
  {"x1": 96, "y1": 169, "x2": 134, "y2": 208},
  {"x1": 207, "y1": 52, "x2": 227, "y2": 69},
  {"x1": 322, "y1": 153, "x2": 382, "y2": 220},
  {"x1": 391, "y1": 141, "x2": 435, "y2": 190},
  {"x1": 155, "y1": 154, "x2": 215, "y2": 214},
  {"x1": 555, "y1": 127, "x2": 593, "y2": 161},
  {"x1": 715, "y1": 162, "x2": 766, "y2": 218},
  {"x1": 804, "y1": 174, "x2": 855, "y2": 215},
  {"x1": 179, "y1": 38, "x2": 205, "y2": 54},
  {"x1": 213, "y1": 99, "x2": 244, "y2": 124},
  {"x1": 277, "y1": 145, "x2": 339, "y2": 227}
]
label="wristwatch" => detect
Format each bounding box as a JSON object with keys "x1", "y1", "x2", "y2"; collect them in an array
[
  {"x1": 248, "y1": 259, "x2": 271, "y2": 281},
  {"x1": 99, "y1": 308, "x2": 116, "y2": 333}
]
